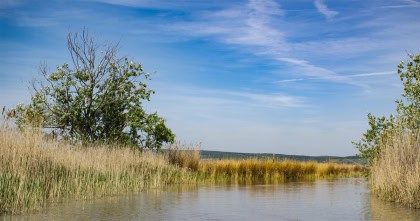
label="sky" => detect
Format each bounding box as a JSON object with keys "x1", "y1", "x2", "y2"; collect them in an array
[{"x1": 1, "y1": 0, "x2": 419, "y2": 156}]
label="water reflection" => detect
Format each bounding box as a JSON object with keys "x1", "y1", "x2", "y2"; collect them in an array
[
  {"x1": 2, "y1": 178, "x2": 419, "y2": 221},
  {"x1": 367, "y1": 193, "x2": 420, "y2": 221}
]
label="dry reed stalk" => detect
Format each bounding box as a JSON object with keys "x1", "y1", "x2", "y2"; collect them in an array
[
  {"x1": 370, "y1": 129, "x2": 420, "y2": 208},
  {"x1": 0, "y1": 121, "x2": 364, "y2": 215},
  {"x1": 0, "y1": 127, "x2": 196, "y2": 214},
  {"x1": 165, "y1": 142, "x2": 200, "y2": 171},
  {"x1": 199, "y1": 159, "x2": 362, "y2": 180}
]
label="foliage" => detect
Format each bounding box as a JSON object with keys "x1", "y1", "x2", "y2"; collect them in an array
[
  {"x1": 354, "y1": 53, "x2": 420, "y2": 162},
  {"x1": 12, "y1": 30, "x2": 174, "y2": 149},
  {"x1": 396, "y1": 53, "x2": 420, "y2": 128},
  {"x1": 352, "y1": 114, "x2": 395, "y2": 163}
]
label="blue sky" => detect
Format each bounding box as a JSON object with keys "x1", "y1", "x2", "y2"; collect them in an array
[{"x1": 1, "y1": 0, "x2": 419, "y2": 156}]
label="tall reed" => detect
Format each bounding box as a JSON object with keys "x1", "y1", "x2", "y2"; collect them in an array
[
  {"x1": 199, "y1": 159, "x2": 362, "y2": 181},
  {"x1": 0, "y1": 124, "x2": 364, "y2": 214},
  {"x1": 0, "y1": 127, "x2": 197, "y2": 214},
  {"x1": 370, "y1": 129, "x2": 420, "y2": 208},
  {"x1": 165, "y1": 142, "x2": 200, "y2": 171}
]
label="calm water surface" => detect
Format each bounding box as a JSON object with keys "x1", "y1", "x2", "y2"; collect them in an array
[{"x1": 2, "y1": 178, "x2": 420, "y2": 221}]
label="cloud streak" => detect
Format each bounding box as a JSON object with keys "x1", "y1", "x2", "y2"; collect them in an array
[
  {"x1": 278, "y1": 71, "x2": 395, "y2": 83},
  {"x1": 162, "y1": 86, "x2": 304, "y2": 109},
  {"x1": 314, "y1": 0, "x2": 338, "y2": 19},
  {"x1": 172, "y1": 0, "x2": 366, "y2": 86},
  {"x1": 382, "y1": 0, "x2": 420, "y2": 8}
]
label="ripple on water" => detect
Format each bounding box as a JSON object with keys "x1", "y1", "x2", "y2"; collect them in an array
[{"x1": 2, "y1": 178, "x2": 420, "y2": 221}]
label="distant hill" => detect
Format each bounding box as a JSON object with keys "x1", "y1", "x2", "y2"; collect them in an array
[{"x1": 200, "y1": 150, "x2": 365, "y2": 164}]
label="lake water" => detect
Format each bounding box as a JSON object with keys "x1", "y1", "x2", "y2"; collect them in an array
[{"x1": 2, "y1": 178, "x2": 420, "y2": 221}]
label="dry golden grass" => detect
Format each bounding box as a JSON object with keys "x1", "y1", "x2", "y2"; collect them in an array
[
  {"x1": 0, "y1": 123, "x2": 364, "y2": 214},
  {"x1": 0, "y1": 127, "x2": 196, "y2": 214},
  {"x1": 199, "y1": 159, "x2": 362, "y2": 181},
  {"x1": 165, "y1": 142, "x2": 200, "y2": 171},
  {"x1": 370, "y1": 129, "x2": 420, "y2": 208}
]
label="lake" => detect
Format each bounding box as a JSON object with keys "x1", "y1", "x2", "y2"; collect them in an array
[{"x1": 2, "y1": 178, "x2": 419, "y2": 221}]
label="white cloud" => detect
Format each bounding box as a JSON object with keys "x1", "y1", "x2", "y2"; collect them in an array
[
  {"x1": 278, "y1": 71, "x2": 395, "y2": 83},
  {"x1": 314, "y1": 0, "x2": 339, "y2": 19},
  {"x1": 171, "y1": 0, "x2": 363, "y2": 86},
  {"x1": 156, "y1": 86, "x2": 304, "y2": 109},
  {"x1": 382, "y1": 0, "x2": 420, "y2": 8},
  {"x1": 89, "y1": 0, "x2": 231, "y2": 10}
]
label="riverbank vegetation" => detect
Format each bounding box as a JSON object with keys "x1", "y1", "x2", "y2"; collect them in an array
[
  {"x1": 355, "y1": 53, "x2": 420, "y2": 208},
  {"x1": 0, "y1": 30, "x2": 364, "y2": 215},
  {"x1": 0, "y1": 126, "x2": 363, "y2": 214},
  {"x1": 199, "y1": 159, "x2": 362, "y2": 181},
  {"x1": 370, "y1": 128, "x2": 420, "y2": 208},
  {"x1": 0, "y1": 127, "x2": 196, "y2": 214}
]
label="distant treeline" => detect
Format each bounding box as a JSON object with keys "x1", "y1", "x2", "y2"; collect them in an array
[{"x1": 200, "y1": 150, "x2": 365, "y2": 164}]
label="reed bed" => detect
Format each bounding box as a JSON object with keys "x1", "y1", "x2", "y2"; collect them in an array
[
  {"x1": 370, "y1": 129, "x2": 420, "y2": 208},
  {"x1": 0, "y1": 127, "x2": 197, "y2": 214},
  {"x1": 199, "y1": 159, "x2": 363, "y2": 181},
  {"x1": 165, "y1": 142, "x2": 200, "y2": 171},
  {"x1": 0, "y1": 125, "x2": 364, "y2": 214}
]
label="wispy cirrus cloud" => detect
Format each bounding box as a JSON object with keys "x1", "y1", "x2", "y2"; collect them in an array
[
  {"x1": 382, "y1": 0, "x2": 420, "y2": 8},
  {"x1": 80, "y1": 0, "x2": 404, "y2": 89},
  {"x1": 171, "y1": 0, "x2": 368, "y2": 86},
  {"x1": 278, "y1": 71, "x2": 395, "y2": 83},
  {"x1": 314, "y1": 0, "x2": 338, "y2": 19},
  {"x1": 184, "y1": 0, "x2": 287, "y2": 50},
  {"x1": 161, "y1": 86, "x2": 304, "y2": 109},
  {"x1": 89, "y1": 0, "x2": 233, "y2": 10}
]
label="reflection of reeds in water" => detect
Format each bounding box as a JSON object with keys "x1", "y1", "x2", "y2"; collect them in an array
[
  {"x1": 368, "y1": 193, "x2": 420, "y2": 221},
  {"x1": 199, "y1": 159, "x2": 363, "y2": 181},
  {"x1": 0, "y1": 127, "x2": 196, "y2": 214},
  {"x1": 370, "y1": 129, "x2": 420, "y2": 208}
]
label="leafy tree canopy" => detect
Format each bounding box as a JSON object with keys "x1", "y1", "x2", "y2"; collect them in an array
[
  {"x1": 13, "y1": 30, "x2": 175, "y2": 150},
  {"x1": 354, "y1": 53, "x2": 420, "y2": 163}
]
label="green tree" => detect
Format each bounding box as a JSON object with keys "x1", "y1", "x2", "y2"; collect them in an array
[
  {"x1": 14, "y1": 30, "x2": 175, "y2": 149},
  {"x1": 352, "y1": 113, "x2": 395, "y2": 163},
  {"x1": 396, "y1": 53, "x2": 420, "y2": 128},
  {"x1": 354, "y1": 53, "x2": 420, "y2": 163}
]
